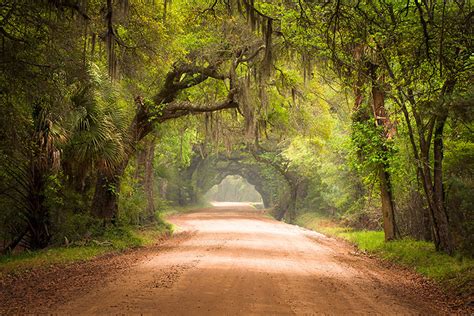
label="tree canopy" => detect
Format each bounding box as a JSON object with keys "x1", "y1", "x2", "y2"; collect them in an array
[{"x1": 0, "y1": 0, "x2": 472, "y2": 256}]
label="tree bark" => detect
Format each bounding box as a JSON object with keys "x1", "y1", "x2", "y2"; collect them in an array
[
  {"x1": 91, "y1": 172, "x2": 119, "y2": 220},
  {"x1": 249, "y1": 146, "x2": 305, "y2": 220},
  {"x1": 352, "y1": 48, "x2": 398, "y2": 241}
]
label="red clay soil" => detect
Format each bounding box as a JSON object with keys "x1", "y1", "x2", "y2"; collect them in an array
[{"x1": 0, "y1": 204, "x2": 471, "y2": 315}]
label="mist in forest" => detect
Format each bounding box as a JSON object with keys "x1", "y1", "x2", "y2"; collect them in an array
[{"x1": 205, "y1": 176, "x2": 263, "y2": 203}]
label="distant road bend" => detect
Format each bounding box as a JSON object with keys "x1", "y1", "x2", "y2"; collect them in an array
[{"x1": 55, "y1": 203, "x2": 440, "y2": 315}]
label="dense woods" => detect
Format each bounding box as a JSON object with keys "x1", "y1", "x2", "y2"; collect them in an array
[{"x1": 0, "y1": 0, "x2": 472, "y2": 258}]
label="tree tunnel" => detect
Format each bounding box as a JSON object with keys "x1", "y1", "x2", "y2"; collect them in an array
[
  {"x1": 204, "y1": 175, "x2": 263, "y2": 204},
  {"x1": 167, "y1": 149, "x2": 308, "y2": 220},
  {"x1": 189, "y1": 153, "x2": 282, "y2": 209}
]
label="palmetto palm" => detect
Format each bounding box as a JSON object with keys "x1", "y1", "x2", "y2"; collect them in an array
[{"x1": 64, "y1": 67, "x2": 127, "y2": 191}]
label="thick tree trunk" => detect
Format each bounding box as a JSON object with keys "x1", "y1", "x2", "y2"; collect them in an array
[
  {"x1": 239, "y1": 165, "x2": 274, "y2": 209},
  {"x1": 370, "y1": 65, "x2": 398, "y2": 241},
  {"x1": 91, "y1": 172, "x2": 120, "y2": 220},
  {"x1": 276, "y1": 191, "x2": 293, "y2": 220},
  {"x1": 275, "y1": 175, "x2": 302, "y2": 221},
  {"x1": 91, "y1": 159, "x2": 128, "y2": 221},
  {"x1": 288, "y1": 184, "x2": 299, "y2": 222},
  {"x1": 178, "y1": 154, "x2": 203, "y2": 206},
  {"x1": 259, "y1": 190, "x2": 271, "y2": 208},
  {"x1": 275, "y1": 192, "x2": 291, "y2": 221}
]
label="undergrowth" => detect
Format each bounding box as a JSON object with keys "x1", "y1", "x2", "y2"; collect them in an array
[
  {"x1": 0, "y1": 218, "x2": 173, "y2": 278},
  {"x1": 295, "y1": 212, "x2": 474, "y2": 296}
]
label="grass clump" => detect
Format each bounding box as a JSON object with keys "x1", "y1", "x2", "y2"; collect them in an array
[{"x1": 295, "y1": 212, "x2": 474, "y2": 294}]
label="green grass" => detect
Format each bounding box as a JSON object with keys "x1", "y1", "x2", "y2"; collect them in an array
[
  {"x1": 0, "y1": 222, "x2": 173, "y2": 278},
  {"x1": 296, "y1": 212, "x2": 474, "y2": 294}
]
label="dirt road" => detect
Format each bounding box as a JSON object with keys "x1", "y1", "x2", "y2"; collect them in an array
[{"x1": 52, "y1": 204, "x2": 443, "y2": 315}]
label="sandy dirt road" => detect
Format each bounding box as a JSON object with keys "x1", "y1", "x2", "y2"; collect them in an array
[{"x1": 52, "y1": 204, "x2": 444, "y2": 315}]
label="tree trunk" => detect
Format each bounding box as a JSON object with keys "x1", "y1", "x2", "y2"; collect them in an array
[
  {"x1": 275, "y1": 176, "x2": 300, "y2": 221},
  {"x1": 91, "y1": 159, "x2": 128, "y2": 221},
  {"x1": 259, "y1": 190, "x2": 271, "y2": 208},
  {"x1": 144, "y1": 137, "x2": 156, "y2": 220},
  {"x1": 26, "y1": 164, "x2": 51, "y2": 249},
  {"x1": 411, "y1": 111, "x2": 453, "y2": 253},
  {"x1": 135, "y1": 137, "x2": 157, "y2": 222},
  {"x1": 419, "y1": 146, "x2": 444, "y2": 245},
  {"x1": 91, "y1": 171, "x2": 120, "y2": 221},
  {"x1": 275, "y1": 192, "x2": 291, "y2": 221},
  {"x1": 398, "y1": 91, "x2": 448, "y2": 248},
  {"x1": 408, "y1": 78, "x2": 455, "y2": 254},
  {"x1": 370, "y1": 64, "x2": 398, "y2": 240},
  {"x1": 379, "y1": 167, "x2": 397, "y2": 240},
  {"x1": 288, "y1": 183, "x2": 299, "y2": 222},
  {"x1": 432, "y1": 113, "x2": 454, "y2": 253}
]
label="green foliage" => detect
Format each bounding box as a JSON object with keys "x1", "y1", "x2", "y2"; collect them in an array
[
  {"x1": 444, "y1": 140, "x2": 474, "y2": 255},
  {"x1": 350, "y1": 120, "x2": 395, "y2": 178},
  {"x1": 51, "y1": 212, "x2": 102, "y2": 245},
  {"x1": 155, "y1": 120, "x2": 199, "y2": 168},
  {"x1": 118, "y1": 181, "x2": 148, "y2": 226},
  {"x1": 65, "y1": 64, "x2": 128, "y2": 174}
]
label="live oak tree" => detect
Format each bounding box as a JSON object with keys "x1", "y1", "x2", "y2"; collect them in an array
[{"x1": 90, "y1": 58, "x2": 243, "y2": 220}]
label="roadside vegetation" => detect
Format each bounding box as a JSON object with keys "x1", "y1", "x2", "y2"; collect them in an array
[
  {"x1": 296, "y1": 212, "x2": 474, "y2": 296},
  {"x1": 0, "y1": 215, "x2": 172, "y2": 277}
]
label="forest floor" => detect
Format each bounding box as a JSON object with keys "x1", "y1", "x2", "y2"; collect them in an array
[{"x1": 0, "y1": 204, "x2": 471, "y2": 315}]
